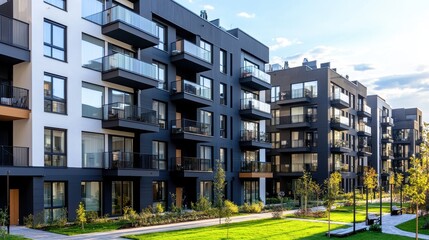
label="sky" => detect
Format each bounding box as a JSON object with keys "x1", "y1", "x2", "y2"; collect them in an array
[{"x1": 175, "y1": 0, "x2": 429, "y2": 121}]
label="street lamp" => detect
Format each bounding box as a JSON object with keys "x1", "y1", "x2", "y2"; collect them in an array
[{"x1": 6, "y1": 170, "x2": 10, "y2": 234}]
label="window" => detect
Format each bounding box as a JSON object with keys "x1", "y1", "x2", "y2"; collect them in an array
[
  {"x1": 304, "y1": 81, "x2": 317, "y2": 97},
  {"x1": 153, "y1": 61, "x2": 167, "y2": 90},
  {"x1": 200, "y1": 145, "x2": 212, "y2": 170},
  {"x1": 82, "y1": 34, "x2": 104, "y2": 69},
  {"x1": 271, "y1": 132, "x2": 280, "y2": 149},
  {"x1": 199, "y1": 110, "x2": 213, "y2": 136},
  {"x1": 244, "y1": 150, "x2": 259, "y2": 162},
  {"x1": 220, "y1": 115, "x2": 227, "y2": 138},
  {"x1": 152, "y1": 141, "x2": 167, "y2": 170},
  {"x1": 220, "y1": 148, "x2": 227, "y2": 170},
  {"x1": 155, "y1": 23, "x2": 167, "y2": 51},
  {"x1": 200, "y1": 181, "x2": 213, "y2": 201},
  {"x1": 271, "y1": 109, "x2": 280, "y2": 126},
  {"x1": 112, "y1": 181, "x2": 133, "y2": 215},
  {"x1": 111, "y1": 136, "x2": 133, "y2": 152},
  {"x1": 220, "y1": 49, "x2": 227, "y2": 73},
  {"x1": 152, "y1": 181, "x2": 167, "y2": 208},
  {"x1": 82, "y1": 82, "x2": 104, "y2": 119},
  {"x1": 199, "y1": 39, "x2": 212, "y2": 62},
  {"x1": 45, "y1": 0, "x2": 66, "y2": 10},
  {"x1": 291, "y1": 107, "x2": 304, "y2": 123},
  {"x1": 82, "y1": 132, "x2": 104, "y2": 168},
  {"x1": 81, "y1": 182, "x2": 101, "y2": 214},
  {"x1": 244, "y1": 180, "x2": 259, "y2": 203},
  {"x1": 152, "y1": 100, "x2": 167, "y2": 129},
  {"x1": 82, "y1": 0, "x2": 103, "y2": 18},
  {"x1": 271, "y1": 86, "x2": 280, "y2": 102},
  {"x1": 220, "y1": 83, "x2": 227, "y2": 105},
  {"x1": 108, "y1": 43, "x2": 134, "y2": 57},
  {"x1": 199, "y1": 76, "x2": 212, "y2": 100},
  {"x1": 44, "y1": 73, "x2": 66, "y2": 114},
  {"x1": 44, "y1": 128, "x2": 66, "y2": 167},
  {"x1": 44, "y1": 182, "x2": 66, "y2": 222},
  {"x1": 44, "y1": 20, "x2": 66, "y2": 61}
]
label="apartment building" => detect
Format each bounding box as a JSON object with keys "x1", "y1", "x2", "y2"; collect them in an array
[
  {"x1": 265, "y1": 60, "x2": 371, "y2": 197},
  {"x1": 392, "y1": 108, "x2": 423, "y2": 175},
  {"x1": 366, "y1": 95, "x2": 394, "y2": 189},
  {"x1": 0, "y1": 0, "x2": 271, "y2": 224}
]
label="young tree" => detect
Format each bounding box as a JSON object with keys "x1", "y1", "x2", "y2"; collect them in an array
[
  {"x1": 213, "y1": 159, "x2": 226, "y2": 224},
  {"x1": 325, "y1": 171, "x2": 342, "y2": 238},
  {"x1": 295, "y1": 171, "x2": 319, "y2": 213},
  {"x1": 404, "y1": 156, "x2": 429, "y2": 240},
  {"x1": 363, "y1": 167, "x2": 377, "y2": 219},
  {"x1": 76, "y1": 202, "x2": 86, "y2": 230}
]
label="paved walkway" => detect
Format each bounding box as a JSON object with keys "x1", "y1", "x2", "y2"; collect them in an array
[{"x1": 10, "y1": 211, "x2": 428, "y2": 239}]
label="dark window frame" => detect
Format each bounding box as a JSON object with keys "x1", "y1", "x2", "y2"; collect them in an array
[
  {"x1": 44, "y1": 0, "x2": 66, "y2": 11},
  {"x1": 44, "y1": 181, "x2": 67, "y2": 222},
  {"x1": 44, "y1": 19, "x2": 67, "y2": 61},
  {"x1": 44, "y1": 127, "x2": 67, "y2": 167},
  {"x1": 44, "y1": 73, "x2": 67, "y2": 115},
  {"x1": 152, "y1": 100, "x2": 167, "y2": 129}
]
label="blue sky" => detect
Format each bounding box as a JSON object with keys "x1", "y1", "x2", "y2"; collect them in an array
[{"x1": 175, "y1": 0, "x2": 429, "y2": 121}]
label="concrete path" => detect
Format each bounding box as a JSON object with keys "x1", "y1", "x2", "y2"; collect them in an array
[{"x1": 10, "y1": 210, "x2": 428, "y2": 239}]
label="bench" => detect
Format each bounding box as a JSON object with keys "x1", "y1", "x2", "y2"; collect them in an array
[
  {"x1": 366, "y1": 214, "x2": 380, "y2": 225},
  {"x1": 391, "y1": 206, "x2": 403, "y2": 215}
]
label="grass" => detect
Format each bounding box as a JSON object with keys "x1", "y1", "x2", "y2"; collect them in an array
[
  {"x1": 3, "y1": 235, "x2": 29, "y2": 240},
  {"x1": 43, "y1": 220, "x2": 126, "y2": 236},
  {"x1": 124, "y1": 219, "x2": 412, "y2": 240},
  {"x1": 396, "y1": 215, "x2": 429, "y2": 236}
]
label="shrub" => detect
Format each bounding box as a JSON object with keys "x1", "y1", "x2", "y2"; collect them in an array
[
  {"x1": 191, "y1": 196, "x2": 212, "y2": 212},
  {"x1": 122, "y1": 206, "x2": 139, "y2": 227},
  {"x1": 241, "y1": 202, "x2": 263, "y2": 213},
  {"x1": 369, "y1": 223, "x2": 382, "y2": 232},
  {"x1": 271, "y1": 205, "x2": 283, "y2": 219},
  {"x1": 24, "y1": 214, "x2": 33, "y2": 228},
  {"x1": 86, "y1": 211, "x2": 98, "y2": 223},
  {"x1": 154, "y1": 203, "x2": 164, "y2": 214},
  {"x1": 266, "y1": 198, "x2": 281, "y2": 204},
  {"x1": 224, "y1": 200, "x2": 239, "y2": 214},
  {"x1": 294, "y1": 209, "x2": 326, "y2": 218},
  {"x1": 75, "y1": 202, "x2": 86, "y2": 230},
  {"x1": 54, "y1": 208, "x2": 68, "y2": 227}
]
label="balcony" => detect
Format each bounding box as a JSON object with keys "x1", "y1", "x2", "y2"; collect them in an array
[
  {"x1": 239, "y1": 98, "x2": 271, "y2": 120},
  {"x1": 330, "y1": 116, "x2": 349, "y2": 131},
  {"x1": 276, "y1": 140, "x2": 315, "y2": 153},
  {"x1": 331, "y1": 140, "x2": 351, "y2": 153},
  {"x1": 239, "y1": 66, "x2": 271, "y2": 91},
  {"x1": 357, "y1": 124, "x2": 372, "y2": 137},
  {"x1": 381, "y1": 116, "x2": 394, "y2": 126},
  {"x1": 382, "y1": 150, "x2": 394, "y2": 160},
  {"x1": 170, "y1": 80, "x2": 212, "y2": 108},
  {"x1": 357, "y1": 104, "x2": 371, "y2": 118},
  {"x1": 102, "y1": 103, "x2": 159, "y2": 133},
  {"x1": 0, "y1": 14, "x2": 30, "y2": 64},
  {"x1": 276, "y1": 89, "x2": 315, "y2": 105},
  {"x1": 331, "y1": 92, "x2": 349, "y2": 109},
  {"x1": 172, "y1": 157, "x2": 213, "y2": 178},
  {"x1": 394, "y1": 136, "x2": 411, "y2": 144},
  {"x1": 239, "y1": 161, "x2": 273, "y2": 178},
  {"x1": 0, "y1": 84, "x2": 30, "y2": 121},
  {"x1": 239, "y1": 130, "x2": 271, "y2": 150},
  {"x1": 381, "y1": 133, "x2": 394, "y2": 143},
  {"x1": 170, "y1": 40, "x2": 212, "y2": 72},
  {"x1": 171, "y1": 119, "x2": 212, "y2": 142},
  {"x1": 84, "y1": 5, "x2": 158, "y2": 48},
  {"x1": 84, "y1": 53, "x2": 159, "y2": 89},
  {"x1": 277, "y1": 114, "x2": 314, "y2": 129},
  {"x1": 358, "y1": 146, "x2": 372, "y2": 157},
  {"x1": 102, "y1": 152, "x2": 160, "y2": 177},
  {"x1": 0, "y1": 146, "x2": 29, "y2": 167}
]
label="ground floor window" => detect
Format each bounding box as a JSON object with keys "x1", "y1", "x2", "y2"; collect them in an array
[
  {"x1": 112, "y1": 181, "x2": 133, "y2": 215},
  {"x1": 200, "y1": 181, "x2": 213, "y2": 201},
  {"x1": 81, "y1": 181, "x2": 101, "y2": 215},
  {"x1": 152, "y1": 181, "x2": 167, "y2": 209},
  {"x1": 244, "y1": 180, "x2": 259, "y2": 203},
  {"x1": 44, "y1": 182, "x2": 66, "y2": 222}
]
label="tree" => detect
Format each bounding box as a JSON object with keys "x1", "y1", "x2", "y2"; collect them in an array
[
  {"x1": 213, "y1": 159, "x2": 226, "y2": 224},
  {"x1": 76, "y1": 202, "x2": 86, "y2": 230},
  {"x1": 325, "y1": 171, "x2": 342, "y2": 238},
  {"x1": 295, "y1": 171, "x2": 314, "y2": 213},
  {"x1": 404, "y1": 156, "x2": 429, "y2": 240},
  {"x1": 363, "y1": 167, "x2": 377, "y2": 219}
]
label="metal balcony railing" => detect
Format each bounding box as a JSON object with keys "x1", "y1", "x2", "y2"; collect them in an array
[
  {"x1": 279, "y1": 114, "x2": 315, "y2": 125},
  {"x1": 0, "y1": 84, "x2": 29, "y2": 109},
  {"x1": 171, "y1": 39, "x2": 212, "y2": 63},
  {"x1": 0, "y1": 146, "x2": 29, "y2": 166},
  {"x1": 241, "y1": 161, "x2": 272, "y2": 173},
  {"x1": 171, "y1": 119, "x2": 212, "y2": 136},
  {"x1": 103, "y1": 102, "x2": 158, "y2": 125},
  {"x1": 279, "y1": 88, "x2": 316, "y2": 101},
  {"x1": 173, "y1": 157, "x2": 212, "y2": 171},
  {"x1": 171, "y1": 80, "x2": 212, "y2": 100},
  {"x1": 240, "y1": 130, "x2": 269, "y2": 142},
  {"x1": 102, "y1": 152, "x2": 160, "y2": 169},
  {"x1": 0, "y1": 14, "x2": 29, "y2": 49},
  {"x1": 240, "y1": 98, "x2": 270, "y2": 113},
  {"x1": 240, "y1": 66, "x2": 271, "y2": 84}
]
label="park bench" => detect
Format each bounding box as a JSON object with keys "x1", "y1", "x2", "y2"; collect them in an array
[
  {"x1": 391, "y1": 206, "x2": 403, "y2": 215},
  {"x1": 366, "y1": 214, "x2": 380, "y2": 225}
]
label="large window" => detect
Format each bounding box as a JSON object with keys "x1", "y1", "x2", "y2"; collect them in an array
[
  {"x1": 199, "y1": 76, "x2": 212, "y2": 100},
  {"x1": 220, "y1": 49, "x2": 227, "y2": 73},
  {"x1": 199, "y1": 110, "x2": 213, "y2": 136},
  {"x1": 200, "y1": 181, "x2": 213, "y2": 201},
  {"x1": 82, "y1": 34, "x2": 104, "y2": 68},
  {"x1": 244, "y1": 180, "x2": 259, "y2": 203},
  {"x1": 199, "y1": 39, "x2": 212, "y2": 62},
  {"x1": 82, "y1": 82, "x2": 104, "y2": 119},
  {"x1": 110, "y1": 89, "x2": 133, "y2": 105},
  {"x1": 271, "y1": 86, "x2": 280, "y2": 102},
  {"x1": 44, "y1": 182, "x2": 66, "y2": 222},
  {"x1": 44, "y1": 128, "x2": 66, "y2": 167},
  {"x1": 44, "y1": 73, "x2": 66, "y2": 114},
  {"x1": 153, "y1": 61, "x2": 167, "y2": 90},
  {"x1": 82, "y1": 132, "x2": 105, "y2": 168},
  {"x1": 152, "y1": 100, "x2": 166, "y2": 129},
  {"x1": 152, "y1": 181, "x2": 167, "y2": 209},
  {"x1": 82, "y1": 0, "x2": 103, "y2": 18},
  {"x1": 291, "y1": 81, "x2": 318, "y2": 98},
  {"x1": 45, "y1": 0, "x2": 66, "y2": 10},
  {"x1": 112, "y1": 181, "x2": 133, "y2": 215},
  {"x1": 81, "y1": 182, "x2": 101, "y2": 214},
  {"x1": 155, "y1": 23, "x2": 167, "y2": 51},
  {"x1": 44, "y1": 19, "x2": 66, "y2": 61},
  {"x1": 152, "y1": 141, "x2": 166, "y2": 170}
]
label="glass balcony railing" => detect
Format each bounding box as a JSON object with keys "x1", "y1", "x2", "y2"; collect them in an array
[
  {"x1": 359, "y1": 104, "x2": 371, "y2": 114},
  {"x1": 332, "y1": 140, "x2": 349, "y2": 148},
  {"x1": 382, "y1": 116, "x2": 393, "y2": 125},
  {"x1": 280, "y1": 88, "x2": 316, "y2": 100},
  {"x1": 358, "y1": 124, "x2": 371, "y2": 134},
  {"x1": 171, "y1": 80, "x2": 212, "y2": 100},
  {"x1": 84, "y1": 5, "x2": 158, "y2": 37},
  {"x1": 171, "y1": 119, "x2": 212, "y2": 136},
  {"x1": 382, "y1": 133, "x2": 392, "y2": 139},
  {"x1": 274, "y1": 163, "x2": 290, "y2": 173},
  {"x1": 240, "y1": 130, "x2": 269, "y2": 142},
  {"x1": 240, "y1": 98, "x2": 270, "y2": 113},
  {"x1": 171, "y1": 39, "x2": 212, "y2": 63},
  {"x1": 103, "y1": 102, "x2": 158, "y2": 125},
  {"x1": 382, "y1": 150, "x2": 394, "y2": 157},
  {"x1": 0, "y1": 14, "x2": 29, "y2": 49},
  {"x1": 332, "y1": 91, "x2": 349, "y2": 104},
  {"x1": 240, "y1": 66, "x2": 271, "y2": 84},
  {"x1": 97, "y1": 152, "x2": 161, "y2": 169},
  {"x1": 241, "y1": 161, "x2": 272, "y2": 173},
  {"x1": 331, "y1": 116, "x2": 349, "y2": 126},
  {"x1": 0, "y1": 84, "x2": 29, "y2": 109},
  {"x1": 173, "y1": 157, "x2": 212, "y2": 171},
  {"x1": 280, "y1": 114, "x2": 315, "y2": 125},
  {"x1": 0, "y1": 146, "x2": 29, "y2": 167}
]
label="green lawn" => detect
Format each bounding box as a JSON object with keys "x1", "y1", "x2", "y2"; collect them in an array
[
  {"x1": 43, "y1": 220, "x2": 126, "y2": 235},
  {"x1": 3, "y1": 235, "x2": 29, "y2": 240},
  {"x1": 396, "y1": 215, "x2": 429, "y2": 236},
  {"x1": 125, "y1": 219, "x2": 412, "y2": 240}
]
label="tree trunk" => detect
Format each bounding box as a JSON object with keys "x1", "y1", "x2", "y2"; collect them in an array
[
  {"x1": 416, "y1": 204, "x2": 419, "y2": 240},
  {"x1": 328, "y1": 208, "x2": 331, "y2": 238},
  {"x1": 366, "y1": 188, "x2": 369, "y2": 220}
]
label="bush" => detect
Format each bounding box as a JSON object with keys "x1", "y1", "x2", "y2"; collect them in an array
[
  {"x1": 369, "y1": 223, "x2": 382, "y2": 232},
  {"x1": 122, "y1": 206, "x2": 139, "y2": 227},
  {"x1": 266, "y1": 198, "x2": 281, "y2": 204},
  {"x1": 24, "y1": 214, "x2": 33, "y2": 228},
  {"x1": 241, "y1": 202, "x2": 263, "y2": 213},
  {"x1": 53, "y1": 208, "x2": 68, "y2": 227},
  {"x1": 224, "y1": 200, "x2": 239, "y2": 214},
  {"x1": 191, "y1": 196, "x2": 212, "y2": 212},
  {"x1": 271, "y1": 206, "x2": 283, "y2": 219},
  {"x1": 86, "y1": 211, "x2": 98, "y2": 223},
  {"x1": 154, "y1": 203, "x2": 164, "y2": 214},
  {"x1": 294, "y1": 209, "x2": 327, "y2": 218}
]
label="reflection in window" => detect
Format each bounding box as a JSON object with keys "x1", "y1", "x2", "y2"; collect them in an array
[
  {"x1": 82, "y1": 132, "x2": 104, "y2": 168},
  {"x1": 155, "y1": 23, "x2": 167, "y2": 51},
  {"x1": 44, "y1": 182, "x2": 66, "y2": 222},
  {"x1": 81, "y1": 182, "x2": 101, "y2": 214},
  {"x1": 152, "y1": 181, "x2": 167, "y2": 209},
  {"x1": 244, "y1": 180, "x2": 259, "y2": 203},
  {"x1": 45, "y1": 0, "x2": 66, "y2": 10},
  {"x1": 112, "y1": 181, "x2": 133, "y2": 215},
  {"x1": 152, "y1": 100, "x2": 166, "y2": 129},
  {"x1": 200, "y1": 181, "x2": 213, "y2": 201},
  {"x1": 44, "y1": 128, "x2": 67, "y2": 167},
  {"x1": 152, "y1": 141, "x2": 166, "y2": 170},
  {"x1": 82, "y1": 82, "x2": 104, "y2": 119},
  {"x1": 82, "y1": 34, "x2": 104, "y2": 68},
  {"x1": 44, "y1": 73, "x2": 66, "y2": 114},
  {"x1": 44, "y1": 20, "x2": 66, "y2": 61},
  {"x1": 153, "y1": 61, "x2": 167, "y2": 90},
  {"x1": 82, "y1": 0, "x2": 104, "y2": 18}
]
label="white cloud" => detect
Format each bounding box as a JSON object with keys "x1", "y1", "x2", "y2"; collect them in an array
[
  {"x1": 269, "y1": 37, "x2": 301, "y2": 51},
  {"x1": 203, "y1": 4, "x2": 214, "y2": 10},
  {"x1": 188, "y1": 0, "x2": 193, "y2": 3},
  {"x1": 237, "y1": 12, "x2": 255, "y2": 19}
]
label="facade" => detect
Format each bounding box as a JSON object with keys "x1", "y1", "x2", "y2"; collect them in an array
[
  {"x1": 265, "y1": 60, "x2": 371, "y2": 197},
  {"x1": 0, "y1": 0, "x2": 271, "y2": 224},
  {"x1": 392, "y1": 108, "x2": 423, "y2": 175},
  {"x1": 367, "y1": 95, "x2": 394, "y2": 189}
]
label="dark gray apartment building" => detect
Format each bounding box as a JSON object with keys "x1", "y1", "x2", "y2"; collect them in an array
[{"x1": 265, "y1": 60, "x2": 371, "y2": 197}]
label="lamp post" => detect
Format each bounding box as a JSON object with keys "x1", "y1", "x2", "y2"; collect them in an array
[
  {"x1": 353, "y1": 182, "x2": 356, "y2": 233},
  {"x1": 6, "y1": 170, "x2": 10, "y2": 234},
  {"x1": 390, "y1": 182, "x2": 393, "y2": 215},
  {"x1": 379, "y1": 184, "x2": 382, "y2": 225}
]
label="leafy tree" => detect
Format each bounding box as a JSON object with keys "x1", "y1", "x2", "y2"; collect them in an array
[
  {"x1": 75, "y1": 202, "x2": 86, "y2": 230},
  {"x1": 213, "y1": 159, "x2": 226, "y2": 224},
  {"x1": 363, "y1": 167, "x2": 377, "y2": 219},
  {"x1": 404, "y1": 156, "x2": 429, "y2": 240},
  {"x1": 325, "y1": 171, "x2": 342, "y2": 238},
  {"x1": 295, "y1": 171, "x2": 317, "y2": 213}
]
